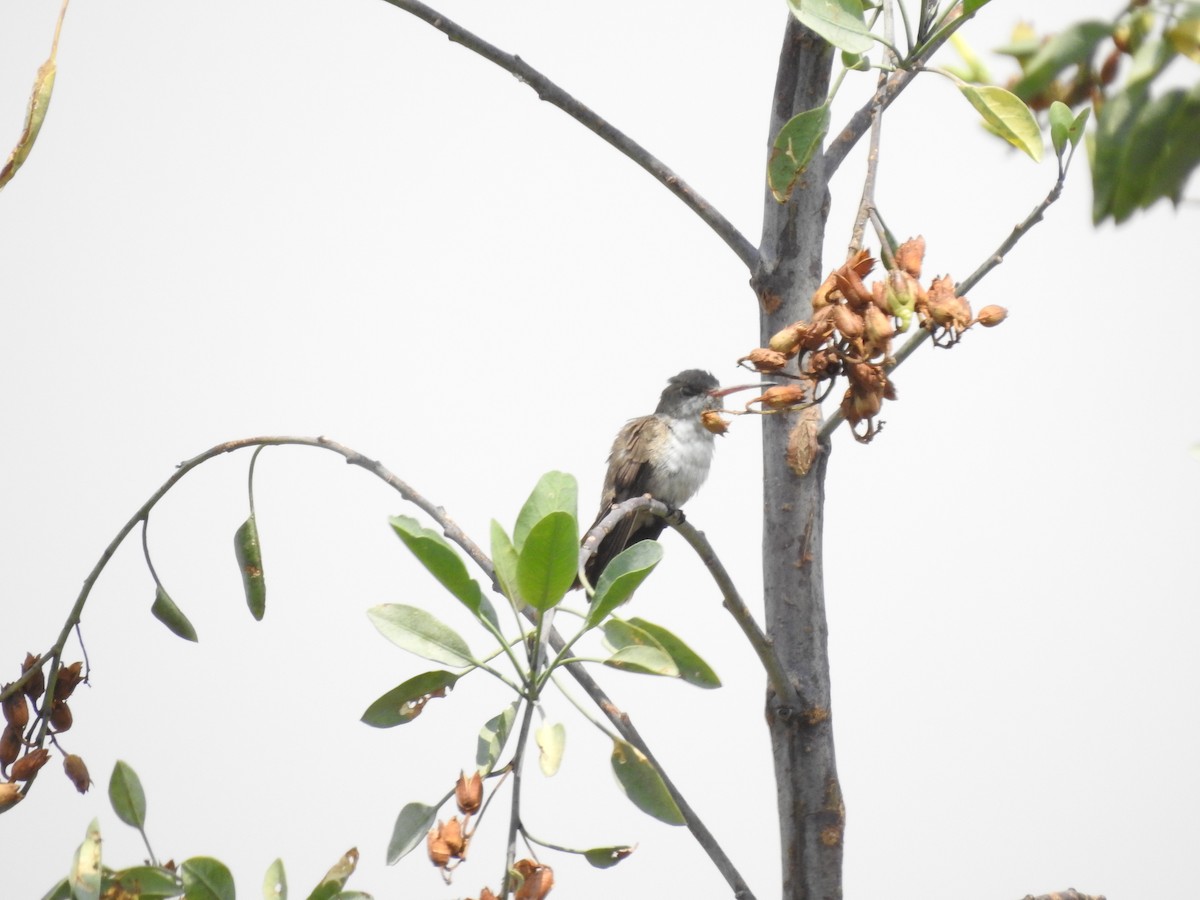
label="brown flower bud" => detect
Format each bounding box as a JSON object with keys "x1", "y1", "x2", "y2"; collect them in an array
[
  {"x1": 479, "y1": 889, "x2": 498, "y2": 900},
  {"x1": 50, "y1": 701, "x2": 72, "y2": 733},
  {"x1": 1099, "y1": 47, "x2": 1120, "y2": 85},
  {"x1": 53, "y1": 662, "x2": 83, "y2": 701},
  {"x1": 426, "y1": 826, "x2": 451, "y2": 867},
  {"x1": 831, "y1": 304, "x2": 864, "y2": 339},
  {"x1": 749, "y1": 385, "x2": 808, "y2": 411},
  {"x1": 0, "y1": 780, "x2": 22, "y2": 811},
  {"x1": 805, "y1": 348, "x2": 840, "y2": 380},
  {"x1": 441, "y1": 816, "x2": 466, "y2": 857},
  {"x1": 863, "y1": 305, "x2": 895, "y2": 350},
  {"x1": 975, "y1": 305, "x2": 1008, "y2": 327},
  {"x1": 513, "y1": 860, "x2": 554, "y2": 900},
  {"x1": 700, "y1": 409, "x2": 730, "y2": 435},
  {"x1": 738, "y1": 347, "x2": 789, "y2": 373},
  {"x1": 852, "y1": 389, "x2": 883, "y2": 421},
  {"x1": 456, "y1": 770, "x2": 482, "y2": 815},
  {"x1": 63, "y1": 754, "x2": 91, "y2": 794},
  {"x1": 0, "y1": 724, "x2": 20, "y2": 767},
  {"x1": 767, "y1": 323, "x2": 805, "y2": 358},
  {"x1": 894, "y1": 235, "x2": 925, "y2": 279},
  {"x1": 21, "y1": 654, "x2": 45, "y2": 702},
  {"x1": 834, "y1": 269, "x2": 873, "y2": 311},
  {"x1": 810, "y1": 272, "x2": 839, "y2": 309},
  {"x1": 2, "y1": 692, "x2": 29, "y2": 730},
  {"x1": 925, "y1": 276, "x2": 971, "y2": 331},
  {"x1": 10, "y1": 747, "x2": 50, "y2": 781}
]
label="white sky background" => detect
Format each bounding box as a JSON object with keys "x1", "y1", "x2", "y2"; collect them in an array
[{"x1": 0, "y1": 0, "x2": 1197, "y2": 897}]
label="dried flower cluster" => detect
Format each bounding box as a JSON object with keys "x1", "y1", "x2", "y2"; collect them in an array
[
  {"x1": 738, "y1": 238, "x2": 1007, "y2": 442},
  {"x1": 1, "y1": 654, "x2": 90, "y2": 810},
  {"x1": 465, "y1": 859, "x2": 554, "y2": 900},
  {"x1": 427, "y1": 770, "x2": 484, "y2": 882}
]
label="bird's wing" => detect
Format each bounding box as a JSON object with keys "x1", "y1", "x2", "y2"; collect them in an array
[{"x1": 584, "y1": 416, "x2": 668, "y2": 585}]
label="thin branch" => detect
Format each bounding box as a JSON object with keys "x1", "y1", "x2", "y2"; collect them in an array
[
  {"x1": 501, "y1": 694, "x2": 539, "y2": 896},
  {"x1": 378, "y1": 0, "x2": 760, "y2": 272},
  {"x1": 819, "y1": 164, "x2": 1069, "y2": 441},
  {"x1": 580, "y1": 496, "x2": 802, "y2": 711}
]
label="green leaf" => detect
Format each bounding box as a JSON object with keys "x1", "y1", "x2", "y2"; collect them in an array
[
  {"x1": 586, "y1": 541, "x2": 663, "y2": 627},
  {"x1": 1127, "y1": 36, "x2": 1175, "y2": 89},
  {"x1": 610, "y1": 740, "x2": 685, "y2": 825},
  {"x1": 1012, "y1": 20, "x2": 1111, "y2": 100},
  {"x1": 603, "y1": 645, "x2": 679, "y2": 677},
  {"x1": 627, "y1": 617, "x2": 721, "y2": 688},
  {"x1": 0, "y1": 55, "x2": 57, "y2": 192},
  {"x1": 1069, "y1": 107, "x2": 1091, "y2": 149},
  {"x1": 110, "y1": 866, "x2": 182, "y2": 899},
  {"x1": 513, "y1": 472, "x2": 578, "y2": 551},
  {"x1": 367, "y1": 604, "x2": 476, "y2": 667},
  {"x1": 477, "y1": 701, "x2": 520, "y2": 774},
  {"x1": 389, "y1": 516, "x2": 498, "y2": 630},
  {"x1": 490, "y1": 520, "x2": 523, "y2": 606},
  {"x1": 958, "y1": 84, "x2": 1043, "y2": 161},
  {"x1": 1091, "y1": 81, "x2": 1147, "y2": 222},
  {"x1": 108, "y1": 760, "x2": 147, "y2": 829},
  {"x1": 235, "y1": 515, "x2": 266, "y2": 621},
  {"x1": 1048, "y1": 100, "x2": 1073, "y2": 158},
  {"x1": 767, "y1": 103, "x2": 831, "y2": 204},
  {"x1": 151, "y1": 586, "x2": 199, "y2": 642},
  {"x1": 516, "y1": 511, "x2": 579, "y2": 611},
  {"x1": 583, "y1": 846, "x2": 636, "y2": 869},
  {"x1": 305, "y1": 848, "x2": 359, "y2": 900},
  {"x1": 181, "y1": 857, "x2": 235, "y2": 900},
  {"x1": 786, "y1": 0, "x2": 873, "y2": 54},
  {"x1": 536, "y1": 721, "x2": 566, "y2": 776},
  {"x1": 1166, "y1": 15, "x2": 1200, "y2": 62},
  {"x1": 962, "y1": 0, "x2": 993, "y2": 13},
  {"x1": 69, "y1": 819, "x2": 102, "y2": 900},
  {"x1": 1109, "y1": 85, "x2": 1200, "y2": 222},
  {"x1": 360, "y1": 669, "x2": 460, "y2": 728},
  {"x1": 387, "y1": 802, "x2": 438, "y2": 864},
  {"x1": 263, "y1": 859, "x2": 287, "y2": 900}
]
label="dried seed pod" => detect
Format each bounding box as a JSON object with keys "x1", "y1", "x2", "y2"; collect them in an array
[
  {"x1": 738, "y1": 347, "x2": 789, "y2": 372},
  {"x1": 835, "y1": 268, "x2": 874, "y2": 311},
  {"x1": 0, "y1": 723, "x2": 20, "y2": 767},
  {"x1": 441, "y1": 816, "x2": 466, "y2": 857},
  {"x1": 513, "y1": 860, "x2": 555, "y2": 900},
  {"x1": 975, "y1": 305, "x2": 1008, "y2": 327},
  {"x1": 863, "y1": 304, "x2": 896, "y2": 351},
  {"x1": 0, "y1": 780, "x2": 21, "y2": 811},
  {"x1": 456, "y1": 770, "x2": 482, "y2": 816},
  {"x1": 750, "y1": 385, "x2": 808, "y2": 410},
  {"x1": 847, "y1": 248, "x2": 876, "y2": 279},
  {"x1": 894, "y1": 235, "x2": 926, "y2": 279},
  {"x1": 63, "y1": 754, "x2": 91, "y2": 794},
  {"x1": 831, "y1": 304, "x2": 865, "y2": 340},
  {"x1": 700, "y1": 410, "x2": 730, "y2": 435},
  {"x1": 426, "y1": 825, "x2": 451, "y2": 867},
  {"x1": 10, "y1": 747, "x2": 50, "y2": 781},
  {"x1": 49, "y1": 701, "x2": 72, "y2": 733},
  {"x1": 2, "y1": 692, "x2": 29, "y2": 730},
  {"x1": 767, "y1": 323, "x2": 805, "y2": 358},
  {"x1": 53, "y1": 662, "x2": 83, "y2": 701},
  {"x1": 21, "y1": 654, "x2": 44, "y2": 702},
  {"x1": 810, "y1": 272, "x2": 839, "y2": 309}
]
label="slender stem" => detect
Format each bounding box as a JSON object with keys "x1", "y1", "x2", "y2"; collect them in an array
[
  {"x1": 501, "y1": 693, "x2": 539, "y2": 896},
  {"x1": 819, "y1": 164, "x2": 1070, "y2": 441},
  {"x1": 377, "y1": 0, "x2": 760, "y2": 272},
  {"x1": 548, "y1": 671, "x2": 619, "y2": 741}
]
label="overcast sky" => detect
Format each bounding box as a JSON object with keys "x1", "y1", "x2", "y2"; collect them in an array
[{"x1": 1, "y1": 1, "x2": 1197, "y2": 898}]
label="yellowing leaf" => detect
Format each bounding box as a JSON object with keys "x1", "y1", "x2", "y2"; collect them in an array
[{"x1": 959, "y1": 84, "x2": 1044, "y2": 162}]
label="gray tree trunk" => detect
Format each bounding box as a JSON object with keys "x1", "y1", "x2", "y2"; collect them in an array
[{"x1": 753, "y1": 17, "x2": 842, "y2": 900}]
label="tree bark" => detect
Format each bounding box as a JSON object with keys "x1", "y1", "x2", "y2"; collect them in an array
[{"x1": 753, "y1": 16, "x2": 841, "y2": 900}]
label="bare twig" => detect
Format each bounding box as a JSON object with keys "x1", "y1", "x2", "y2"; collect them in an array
[
  {"x1": 819, "y1": 164, "x2": 1069, "y2": 441},
  {"x1": 378, "y1": 0, "x2": 759, "y2": 272},
  {"x1": 501, "y1": 695, "x2": 539, "y2": 896}
]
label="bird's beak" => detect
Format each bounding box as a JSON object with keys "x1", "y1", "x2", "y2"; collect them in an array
[{"x1": 708, "y1": 383, "x2": 774, "y2": 398}]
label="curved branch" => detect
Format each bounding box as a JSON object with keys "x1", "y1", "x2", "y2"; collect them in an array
[{"x1": 378, "y1": 0, "x2": 759, "y2": 272}]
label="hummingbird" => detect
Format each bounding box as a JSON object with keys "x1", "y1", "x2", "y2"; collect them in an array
[{"x1": 581, "y1": 369, "x2": 752, "y2": 587}]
